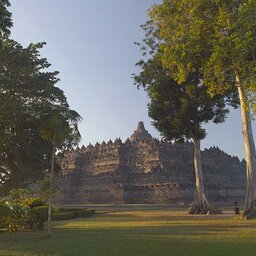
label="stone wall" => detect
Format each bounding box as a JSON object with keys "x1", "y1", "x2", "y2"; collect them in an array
[{"x1": 57, "y1": 122, "x2": 246, "y2": 204}]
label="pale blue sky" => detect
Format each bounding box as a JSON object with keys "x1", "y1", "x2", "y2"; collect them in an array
[{"x1": 9, "y1": 0, "x2": 255, "y2": 159}]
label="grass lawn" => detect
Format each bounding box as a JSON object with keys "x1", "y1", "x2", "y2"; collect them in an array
[{"x1": 0, "y1": 205, "x2": 256, "y2": 256}]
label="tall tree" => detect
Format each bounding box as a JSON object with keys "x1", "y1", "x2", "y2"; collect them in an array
[
  {"x1": 0, "y1": 39, "x2": 72, "y2": 194},
  {"x1": 0, "y1": 2, "x2": 82, "y2": 199},
  {"x1": 133, "y1": 28, "x2": 237, "y2": 213},
  {"x1": 0, "y1": 0, "x2": 12, "y2": 41},
  {"x1": 149, "y1": 0, "x2": 256, "y2": 218},
  {"x1": 41, "y1": 108, "x2": 81, "y2": 236}
]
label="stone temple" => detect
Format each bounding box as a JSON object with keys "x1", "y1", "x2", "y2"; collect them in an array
[{"x1": 58, "y1": 122, "x2": 246, "y2": 204}]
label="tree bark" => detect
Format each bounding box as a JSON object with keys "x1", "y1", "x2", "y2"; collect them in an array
[
  {"x1": 187, "y1": 138, "x2": 211, "y2": 214},
  {"x1": 236, "y1": 75, "x2": 256, "y2": 218},
  {"x1": 48, "y1": 143, "x2": 55, "y2": 236}
]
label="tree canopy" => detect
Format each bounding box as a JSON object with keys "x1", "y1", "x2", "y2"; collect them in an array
[
  {"x1": 0, "y1": 37, "x2": 81, "y2": 193},
  {"x1": 0, "y1": 0, "x2": 12, "y2": 40},
  {"x1": 149, "y1": 0, "x2": 256, "y2": 107},
  {"x1": 133, "y1": 20, "x2": 237, "y2": 143},
  {"x1": 40, "y1": 107, "x2": 81, "y2": 236},
  {"x1": 148, "y1": 0, "x2": 256, "y2": 217},
  {"x1": 133, "y1": 15, "x2": 238, "y2": 214}
]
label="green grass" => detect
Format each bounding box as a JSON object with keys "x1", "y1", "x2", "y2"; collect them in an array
[{"x1": 0, "y1": 205, "x2": 256, "y2": 256}]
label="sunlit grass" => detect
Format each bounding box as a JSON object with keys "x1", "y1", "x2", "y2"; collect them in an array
[{"x1": 1, "y1": 205, "x2": 256, "y2": 256}]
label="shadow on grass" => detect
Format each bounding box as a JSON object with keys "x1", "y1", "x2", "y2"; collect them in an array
[
  {"x1": 1, "y1": 206, "x2": 256, "y2": 256},
  {"x1": 1, "y1": 226, "x2": 256, "y2": 256}
]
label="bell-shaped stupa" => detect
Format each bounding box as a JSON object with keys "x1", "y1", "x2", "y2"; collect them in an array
[{"x1": 130, "y1": 121, "x2": 152, "y2": 142}]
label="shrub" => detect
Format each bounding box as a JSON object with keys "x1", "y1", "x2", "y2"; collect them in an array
[
  {"x1": 0, "y1": 203, "x2": 12, "y2": 217},
  {"x1": 0, "y1": 199, "x2": 7, "y2": 204},
  {"x1": 1, "y1": 203, "x2": 46, "y2": 232},
  {"x1": 56, "y1": 208, "x2": 82, "y2": 212},
  {"x1": 9, "y1": 189, "x2": 30, "y2": 204},
  {"x1": 1, "y1": 189, "x2": 48, "y2": 232},
  {"x1": 5, "y1": 203, "x2": 29, "y2": 232},
  {"x1": 53, "y1": 209, "x2": 95, "y2": 221},
  {"x1": 22, "y1": 198, "x2": 45, "y2": 208},
  {"x1": 0, "y1": 203, "x2": 12, "y2": 229},
  {"x1": 26, "y1": 206, "x2": 48, "y2": 230},
  {"x1": 53, "y1": 211, "x2": 74, "y2": 221},
  {"x1": 53, "y1": 206, "x2": 61, "y2": 213}
]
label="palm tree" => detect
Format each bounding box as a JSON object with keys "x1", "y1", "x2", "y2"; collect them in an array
[{"x1": 41, "y1": 107, "x2": 81, "y2": 236}]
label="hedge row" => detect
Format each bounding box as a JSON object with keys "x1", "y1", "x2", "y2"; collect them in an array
[
  {"x1": 53, "y1": 209, "x2": 95, "y2": 221},
  {"x1": 0, "y1": 203, "x2": 48, "y2": 231},
  {"x1": 0, "y1": 203, "x2": 95, "y2": 231}
]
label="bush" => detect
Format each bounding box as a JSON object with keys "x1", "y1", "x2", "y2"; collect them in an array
[
  {"x1": 0, "y1": 199, "x2": 7, "y2": 204},
  {"x1": 22, "y1": 198, "x2": 45, "y2": 208},
  {"x1": 56, "y1": 208, "x2": 82, "y2": 212},
  {"x1": 0, "y1": 203, "x2": 12, "y2": 217},
  {"x1": 26, "y1": 206, "x2": 48, "y2": 230},
  {"x1": 53, "y1": 212, "x2": 74, "y2": 221},
  {"x1": 0, "y1": 188, "x2": 49, "y2": 232},
  {"x1": 0, "y1": 203, "x2": 12, "y2": 229},
  {"x1": 9, "y1": 189, "x2": 30, "y2": 204},
  {"x1": 5, "y1": 203, "x2": 29, "y2": 232},
  {"x1": 1, "y1": 203, "x2": 95, "y2": 230},
  {"x1": 0, "y1": 203, "x2": 48, "y2": 231}
]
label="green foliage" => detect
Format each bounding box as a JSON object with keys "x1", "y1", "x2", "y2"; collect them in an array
[
  {"x1": 0, "y1": 38, "x2": 82, "y2": 194},
  {"x1": 0, "y1": 202, "x2": 48, "y2": 231},
  {"x1": 0, "y1": 2, "x2": 82, "y2": 195},
  {"x1": 4, "y1": 203, "x2": 29, "y2": 232},
  {"x1": 27, "y1": 206, "x2": 48, "y2": 230},
  {"x1": 0, "y1": 203, "x2": 11, "y2": 217},
  {"x1": 0, "y1": 0, "x2": 12, "y2": 40},
  {"x1": 0, "y1": 40, "x2": 62, "y2": 193},
  {"x1": 134, "y1": 7, "x2": 240, "y2": 212},
  {"x1": 0, "y1": 188, "x2": 48, "y2": 231},
  {"x1": 40, "y1": 108, "x2": 82, "y2": 149},
  {"x1": 0, "y1": 204, "x2": 95, "y2": 231},
  {"x1": 37, "y1": 173, "x2": 52, "y2": 201},
  {"x1": 133, "y1": 20, "x2": 237, "y2": 142},
  {"x1": 22, "y1": 198, "x2": 45, "y2": 208},
  {"x1": 146, "y1": 0, "x2": 256, "y2": 218},
  {"x1": 8, "y1": 188, "x2": 45, "y2": 208},
  {"x1": 0, "y1": 203, "x2": 12, "y2": 228},
  {"x1": 8, "y1": 188, "x2": 30, "y2": 204},
  {"x1": 41, "y1": 107, "x2": 81, "y2": 236},
  {"x1": 149, "y1": 0, "x2": 256, "y2": 108}
]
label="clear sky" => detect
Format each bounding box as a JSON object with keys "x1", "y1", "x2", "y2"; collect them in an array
[{"x1": 9, "y1": 0, "x2": 255, "y2": 160}]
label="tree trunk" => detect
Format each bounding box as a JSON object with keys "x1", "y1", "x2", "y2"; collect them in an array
[
  {"x1": 48, "y1": 143, "x2": 55, "y2": 236},
  {"x1": 187, "y1": 138, "x2": 211, "y2": 214},
  {"x1": 236, "y1": 75, "x2": 256, "y2": 218}
]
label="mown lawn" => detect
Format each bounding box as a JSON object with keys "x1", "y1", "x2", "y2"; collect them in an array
[{"x1": 0, "y1": 205, "x2": 256, "y2": 256}]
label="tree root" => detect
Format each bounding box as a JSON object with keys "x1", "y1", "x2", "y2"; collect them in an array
[
  {"x1": 243, "y1": 209, "x2": 256, "y2": 220},
  {"x1": 187, "y1": 205, "x2": 223, "y2": 215},
  {"x1": 187, "y1": 205, "x2": 210, "y2": 214}
]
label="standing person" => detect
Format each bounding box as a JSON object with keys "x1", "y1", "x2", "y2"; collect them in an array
[{"x1": 234, "y1": 201, "x2": 240, "y2": 215}]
